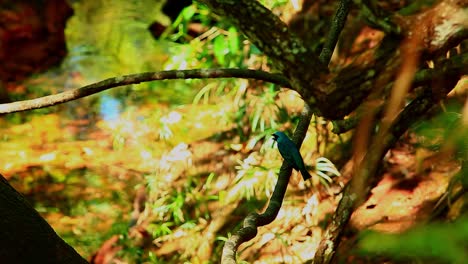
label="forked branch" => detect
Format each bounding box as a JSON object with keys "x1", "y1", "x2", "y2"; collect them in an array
[{"x1": 221, "y1": 104, "x2": 313, "y2": 264}]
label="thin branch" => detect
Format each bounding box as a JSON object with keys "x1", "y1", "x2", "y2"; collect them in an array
[
  {"x1": 432, "y1": 188, "x2": 468, "y2": 219},
  {"x1": 0, "y1": 69, "x2": 290, "y2": 114},
  {"x1": 3, "y1": 50, "x2": 464, "y2": 117},
  {"x1": 319, "y1": 0, "x2": 352, "y2": 64},
  {"x1": 221, "y1": 104, "x2": 313, "y2": 264}
]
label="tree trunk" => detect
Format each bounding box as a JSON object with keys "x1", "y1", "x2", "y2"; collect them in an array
[{"x1": 0, "y1": 174, "x2": 88, "y2": 264}]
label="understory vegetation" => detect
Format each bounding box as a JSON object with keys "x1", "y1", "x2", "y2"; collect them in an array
[{"x1": 0, "y1": 0, "x2": 466, "y2": 263}]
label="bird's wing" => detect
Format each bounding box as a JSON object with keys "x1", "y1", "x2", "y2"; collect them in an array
[
  {"x1": 278, "y1": 140, "x2": 299, "y2": 170},
  {"x1": 291, "y1": 148, "x2": 306, "y2": 168},
  {"x1": 288, "y1": 145, "x2": 311, "y2": 180}
]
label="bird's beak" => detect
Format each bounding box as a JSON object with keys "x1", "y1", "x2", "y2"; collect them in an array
[{"x1": 272, "y1": 134, "x2": 278, "y2": 141}]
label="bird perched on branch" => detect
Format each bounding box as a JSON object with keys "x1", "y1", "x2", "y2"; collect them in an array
[{"x1": 272, "y1": 131, "x2": 312, "y2": 181}]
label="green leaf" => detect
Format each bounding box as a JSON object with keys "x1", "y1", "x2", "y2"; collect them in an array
[
  {"x1": 252, "y1": 108, "x2": 261, "y2": 132},
  {"x1": 213, "y1": 35, "x2": 227, "y2": 65},
  {"x1": 227, "y1": 27, "x2": 240, "y2": 54},
  {"x1": 181, "y1": 5, "x2": 196, "y2": 21}
]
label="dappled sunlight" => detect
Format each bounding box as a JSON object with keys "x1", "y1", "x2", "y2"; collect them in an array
[{"x1": 0, "y1": 0, "x2": 465, "y2": 263}]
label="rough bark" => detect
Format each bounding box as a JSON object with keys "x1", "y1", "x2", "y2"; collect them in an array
[
  {"x1": 196, "y1": 0, "x2": 467, "y2": 263},
  {"x1": 221, "y1": 105, "x2": 314, "y2": 264},
  {"x1": 197, "y1": 0, "x2": 331, "y2": 116},
  {"x1": 197, "y1": 0, "x2": 468, "y2": 120}
]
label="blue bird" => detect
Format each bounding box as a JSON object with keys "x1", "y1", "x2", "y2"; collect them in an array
[{"x1": 272, "y1": 131, "x2": 312, "y2": 181}]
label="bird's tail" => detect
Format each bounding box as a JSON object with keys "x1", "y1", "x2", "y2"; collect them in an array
[{"x1": 300, "y1": 168, "x2": 312, "y2": 181}]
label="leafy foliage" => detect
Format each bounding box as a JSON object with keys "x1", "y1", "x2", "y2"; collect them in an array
[
  {"x1": 359, "y1": 214, "x2": 468, "y2": 263},
  {"x1": 1, "y1": 0, "x2": 465, "y2": 263}
]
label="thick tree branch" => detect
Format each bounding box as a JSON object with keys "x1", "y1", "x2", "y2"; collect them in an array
[
  {"x1": 324, "y1": 0, "x2": 467, "y2": 119},
  {"x1": 197, "y1": 0, "x2": 330, "y2": 115},
  {"x1": 414, "y1": 52, "x2": 468, "y2": 85},
  {"x1": 396, "y1": 0, "x2": 468, "y2": 57},
  {"x1": 315, "y1": 5, "x2": 465, "y2": 252},
  {"x1": 314, "y1": 79, "x2": 459, "y2": 263},
  {"x1": 221, "y1": 104, "x2": 313, "y2": 264},
  {"x1": 332, "y1": 52, "x2": 467, "y2": 134},
  {"x1": 332, "y1": 113, "x2": 361, "y2": 134},
  {"x1": 195, "y1": 0, "x2": 396, "y2": 119},
  {"x1": 0, "y1": 69, "x2": 290, "y2": 114},
  {"x1": 195, "y1": 0, "x2": 466, "y2": 120},
  {"x1": 0, "y1": 174, "x2": 88, "y2": 263}
]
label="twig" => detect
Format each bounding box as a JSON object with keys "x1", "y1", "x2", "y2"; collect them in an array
[
  {"x1": 221, "y1": 104, "x2": 313, "y2": 264},
  {"x1": 0, "y1": 69, "x2": 290, "y2": 114},
  {"x1": 430, "y1": 154, "x2": 467, "y2": 220},
  {"x1": 430, "y1": 185, "x2": 467, "y2": 221},
  {"x1": 319, "y1": 0, "x2": 352, "y2": 64}
]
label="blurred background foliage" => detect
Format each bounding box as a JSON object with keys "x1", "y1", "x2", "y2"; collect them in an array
[
  {"x1": 0, "y1": 0, "x2": 466, "y2": 263},
  {"x1": 359, "y1": 213, "x2": 468, "y2": 264}
]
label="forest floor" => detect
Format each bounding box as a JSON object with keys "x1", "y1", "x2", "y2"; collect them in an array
[{"x1": 0, "y1": 103, "x2": 461, "y2": 263}]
